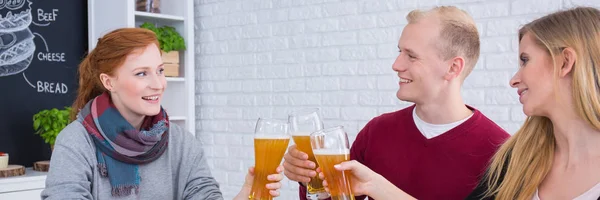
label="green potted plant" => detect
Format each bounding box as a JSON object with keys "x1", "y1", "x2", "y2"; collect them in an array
[
  {"x1": 33, "y1": 107, "x2": 72, "y2": 151},
  {"x1": 140, "y1": 22, "x2": 186, "y2": 77}
]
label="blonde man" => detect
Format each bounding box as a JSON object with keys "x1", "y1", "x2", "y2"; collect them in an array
[{"x1": 283, "y1": 6, "x2": 509, "y2": 200}]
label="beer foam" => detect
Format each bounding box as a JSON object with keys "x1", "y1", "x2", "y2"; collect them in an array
[
  {"x1": 254, "y1": 135, "x2": 290, "y2": 139},
  {"x1": 291, "y1": 131, "x2": 312, "y2": 136},
  {"x1": 313, "y1": 149, "x2": 350, "y2": 155}
]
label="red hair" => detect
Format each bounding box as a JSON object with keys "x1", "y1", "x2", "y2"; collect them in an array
[{"x1": 71, "y1": 28, "x2": 159, "y2": 120}]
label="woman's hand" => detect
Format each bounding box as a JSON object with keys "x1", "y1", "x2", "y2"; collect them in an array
[
  {"x1": 234, "y1": 166, "x2": 284, "y2": 200},
  {"x1": 319, "y1": 160, "x2": 416, "y2": 200},
  {"x1": 318, "y1": 160, "x2": 379, "y2": 196}
]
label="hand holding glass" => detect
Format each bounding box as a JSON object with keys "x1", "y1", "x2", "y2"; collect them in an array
[
  {"x1": 249, "y1": 118, "x2": 290, "y2": 200},
  {"x1": 289, "y1": 108, "x2": 329, "y2": 199},
  {"x1": 311, "y1": 126, "x2": 355, "y2": 200}
]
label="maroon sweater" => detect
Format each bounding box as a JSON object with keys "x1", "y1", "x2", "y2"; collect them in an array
[{"x1": 299, "y1": 105, "x2": 509, "y2": 200}]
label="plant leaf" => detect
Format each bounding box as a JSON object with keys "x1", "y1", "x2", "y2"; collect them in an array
[
  {"x1": 140, "y1": 22, "x2": 186, "y2": 52},
  {"x1": 34, "y1": 119, "x2": 40, "y2": 130}
]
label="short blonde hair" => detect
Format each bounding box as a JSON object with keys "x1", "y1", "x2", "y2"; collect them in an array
[{"x1": 407, "y1": 6, "x2": 480, "y2": 79}]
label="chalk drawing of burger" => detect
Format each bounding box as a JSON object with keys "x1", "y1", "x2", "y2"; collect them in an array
[{"x1": 0, "y1": 0, "x2": 35, "y2": 77}]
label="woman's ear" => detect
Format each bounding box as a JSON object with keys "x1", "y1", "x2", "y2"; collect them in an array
[
  {"x1": 559, "y1": 47, "x2": 576, "y2": 78},
  {"x1": 99, "y1": 73, "x2": 114, "y2": 92}
]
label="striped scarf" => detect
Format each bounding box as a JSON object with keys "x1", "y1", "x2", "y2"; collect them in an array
[{"x1": 77, "y1": 92, "x2": 169, "y2": 196}]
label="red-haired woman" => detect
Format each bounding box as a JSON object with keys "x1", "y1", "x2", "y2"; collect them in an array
[{"x1": 41, "y1": 28, "x2": 283, "y2": 200}]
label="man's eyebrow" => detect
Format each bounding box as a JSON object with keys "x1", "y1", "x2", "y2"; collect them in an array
[{"x1": 398, "y1": 46, "x2": 416, "y2": 54}]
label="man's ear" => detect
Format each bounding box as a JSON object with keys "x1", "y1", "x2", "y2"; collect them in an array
[
  {"x1": 559, "y1": 47, "x2": 576, "y2": 78},
  {"x1": 99, "y1": 73, "x2": 114, "y2": 92},
  {"x1": 444, "y1": 56, "x2": 465, "y2": 81}
]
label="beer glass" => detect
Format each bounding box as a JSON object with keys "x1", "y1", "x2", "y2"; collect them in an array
[
  {"x1": 310, "y1": 126, "x2": 355, "y2": 200},
  {"x1": 289, "y1": 108, "x2": 329, "y2": 199},
  {"x1": 250, "y1": 118, "x2": 290, "y2": 200}
]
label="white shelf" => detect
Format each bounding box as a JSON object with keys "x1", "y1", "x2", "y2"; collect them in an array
[
  {"x1": 170, "y1": 116, "x2": 186, "y2": 121},
  {"x1": 134, "y1": 11, "x2": 184, "y2": 22},
  {"x1": 166, "y1": 77, "x2": 185, "y2": 82},
  {"x1": 0, "y1": 168, "x2": 47, "y2": 193}
]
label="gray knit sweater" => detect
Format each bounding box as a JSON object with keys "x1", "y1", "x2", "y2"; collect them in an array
[{"x1": 41, "y1": 121, "x2": 223, "y2": 200}]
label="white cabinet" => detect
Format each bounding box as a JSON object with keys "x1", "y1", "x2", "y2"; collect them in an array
[
  {"x1": 0, "y1": 189, "x2": 43, "y2": 199},
  {"x1": 88, "y1": 0, "x2": 196, "y2": 136},
  {"x1": 0, "y1": 168, "x2": 47, "y2": 199}
]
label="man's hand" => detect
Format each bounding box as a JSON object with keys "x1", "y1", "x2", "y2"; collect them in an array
[{"x1": 282, "y1": 145, "x2": 317, "y2": 184}]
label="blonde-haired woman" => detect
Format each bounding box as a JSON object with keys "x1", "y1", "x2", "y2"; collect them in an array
[
  {"x1": 318, "y1": 6, "x2": 600, "y2": 200},
  {"x1": 466, "y1": 6, "x2": 600, "y2": 200}
]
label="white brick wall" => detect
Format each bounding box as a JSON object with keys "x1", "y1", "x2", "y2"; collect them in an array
[{"x1": 193, "y1": 0, "x2": 599, "y2": 199}]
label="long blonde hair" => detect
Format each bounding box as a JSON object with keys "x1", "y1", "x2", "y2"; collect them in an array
[{"x1": 482, "y1": 7, "x2": 600, "y2": 200}]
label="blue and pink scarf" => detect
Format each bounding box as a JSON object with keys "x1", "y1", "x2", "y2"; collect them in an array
[{"x1": 77, "y1": 92, "x2": 169, "y2": 196}]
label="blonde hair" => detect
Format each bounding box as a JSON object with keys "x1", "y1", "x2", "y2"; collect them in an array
[
  {"x1": 482, "y1": 7, "x2": 600, "y2": 200},
  {"x1": 406, "y1": 6, "x2": 480, "y2": 79}
]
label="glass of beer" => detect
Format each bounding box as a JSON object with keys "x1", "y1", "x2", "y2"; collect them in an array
[
  {"x1": 250, "y1": 118, "x2": 290, "y2": 200},
  {"x1": 310, "y1": 126, "x2": 355, "y2": 200},
  {"x1": 289, "y1": 108, "x2": 330, "y2": 200}
]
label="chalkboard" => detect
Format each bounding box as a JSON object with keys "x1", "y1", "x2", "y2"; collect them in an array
[{"x1": 0, "y1": 0, "x2": 87, "y2": 167}]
